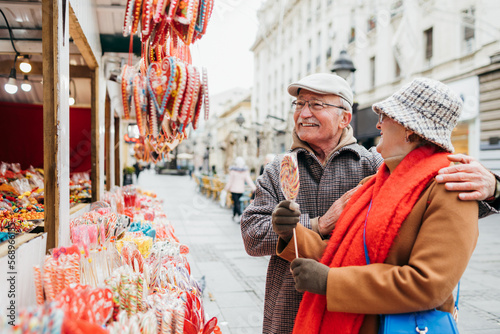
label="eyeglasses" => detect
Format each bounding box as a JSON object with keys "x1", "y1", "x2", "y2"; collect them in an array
[
  {"x1": 291, "y1": 99, "x2": 347, "y2": 112},
  {"x1": 378, "y1": 113, "x2": 385, "y2": 124}
]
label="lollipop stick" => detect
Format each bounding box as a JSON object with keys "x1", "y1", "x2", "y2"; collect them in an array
[{"x1": 293, "y1": 228, "x2": 298, "y2": 259}]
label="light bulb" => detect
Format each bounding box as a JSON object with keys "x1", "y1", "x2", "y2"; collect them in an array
[
  {"x1": 21, "y1": 79, "x2": 31, "y2": 92},
  {"x1": 69, "y1": 97, "x2": 75, "y2": 105},
  {"x1": 19, "y1": 61, "x2": 31, "y2": 73},
  {"x1": 5, "y1": 77, "x2": 17, "y2": 94}
]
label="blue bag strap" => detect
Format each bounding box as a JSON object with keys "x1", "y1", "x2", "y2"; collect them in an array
[
  {"x1": 363, "y1": 200, "x2": 373, "y2": 265},
  {"x1": 362, "y1": 199, "x2": 461, "y2": 320}
]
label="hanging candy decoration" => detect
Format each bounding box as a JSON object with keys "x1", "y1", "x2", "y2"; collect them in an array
[
  {"x1": 167, "y1": 0, "x2": 180, "y2": 24},
  {"x1": 120, "y1": 0, "x2": 215, "y2": 162},
  {"x1": 178, "y1": 64, "x2": 195, "y2": 132},
  {"x1": 123, "y1": 0, "x2": 135, "y2": 37},
  {"x1": 149, "y1": 99, "x2": 159, "y2": 138},
  {"x1": 141, "y1": 0, "x2": 154, "y2": 42},
  {"x1": 148, "y1": 58, "x2": 176, "y2": 122},
  {"x1": 183, "y1": 66, "x2": 200, "y2": 132},
  {"x1": 202, "y1": 67, "x2": 209, "y2": 120},
  {"x1": 192, "y1": 83, "x2": 203, "y2": 130},
  {"x1": 121, "y1": 65, "x2": 135, "y2": 120},
  {"x1": 130, "y1": 0, "x2": 143, "y2": 35},
  {"x1": 133, "y1": 74, "x2": 147, "y2": 136}
]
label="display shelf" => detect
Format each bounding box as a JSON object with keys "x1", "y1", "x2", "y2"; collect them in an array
[{"x1": 0, "y1": 232, "x2": 43, "y2": 258}]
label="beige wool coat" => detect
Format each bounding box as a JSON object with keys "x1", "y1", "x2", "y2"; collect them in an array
[{"x1": 278, "y1": 169, "x2": 479, "y2": 333}]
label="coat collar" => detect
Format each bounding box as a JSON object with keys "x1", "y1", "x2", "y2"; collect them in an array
[{"x1": 290, "y1": 125, "x2": 360, "y2": 165}]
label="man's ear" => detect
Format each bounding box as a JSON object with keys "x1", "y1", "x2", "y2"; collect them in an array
[{"x1": 339, "y1": 112, "x2": 352, "y2": 129}]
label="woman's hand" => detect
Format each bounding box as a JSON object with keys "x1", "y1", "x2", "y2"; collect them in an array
[{"x1": 290, "y1": 258, "x2": 329, "y2": 295}]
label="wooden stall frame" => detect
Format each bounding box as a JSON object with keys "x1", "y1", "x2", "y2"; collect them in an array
[{"x1": 42, "y1": 0, "x2": 105, "y2": 250}]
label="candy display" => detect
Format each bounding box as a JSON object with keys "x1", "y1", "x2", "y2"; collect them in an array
[
  {"x1": 280, "y1": 153, "x2": 300, "y2": 201},
  {"x1": 116, "y1": 233, "x2": 154, "y2": 258},
  {"x1": 0, "y1": 186, "x2": 220, "y2": 334},
  {"x1": 70, "y1": 172, "x2": 92, "y2": 204},
  {"x1": 0, "y1": 162, "x2": 46, "y2": 226},
  {"x1": 0, "y1": 162, "x2": 94, "y2": 230},
  {"x1": 0, "y1": 218, "x2": 37, "y2": 233}
]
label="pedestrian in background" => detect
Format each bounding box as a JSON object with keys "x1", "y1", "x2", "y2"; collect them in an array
[
  {"x1": 133, "y1": 161, "x2": 142, "y2": 184},
  {"x1": 224, "y1": 157, "x2": 256, "y2": 222}
]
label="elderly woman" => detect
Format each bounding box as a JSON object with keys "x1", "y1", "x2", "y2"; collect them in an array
[{"x1": 277, "y1": 78, "x2": 478, "y2": 333}]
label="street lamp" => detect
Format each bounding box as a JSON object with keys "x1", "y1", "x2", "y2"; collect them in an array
[
  {"x1": 236, "y1": 113, "x2": 245, "y2": 127},
  {"x1": 331, "y1": 50, "x2": 359, "y2": 139},
  {"x1": 331, "y1": 50, "x2": 356, "y2": 80}
]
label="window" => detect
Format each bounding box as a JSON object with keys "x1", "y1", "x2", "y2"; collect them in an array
[
  {"x1": 395, "y1": 58, "x2": 401, "y2": 78},
  {"x1": 349, "y1": 9, "x2": 356, "y2": 43},
  {"x1": 424, "y1": 27, "x2": 433, "y2": 60},
  {"x1": 328, "y1": 22, "x2": 334, "y2": 39},
  {"x1": 326, "y1": 47, "x2": 332, "y2": 60},
  {"x1": 391, "y1": 0, "x2": 403, "y2": 17},
  {"x1": 349, "y1": 27, "x2": 356, "y2": 43},
  {"x1": 370, "y1": 56, "x2": 376, "y2": 88},
  {"x1": 307, "y1": 0, "x2": 312, "y2": 24},
  {"x1": 298, "y1": 50, "x2": 302, "y2": 78},
  {"x1": 367, "y1": 15, "x2": 376, "y2": 32},
  {"x1": 462, "y1": 6, "x2": 475, "y2": 53},
  {"x1": 307, "y1": 39, "x2": 312, "y2": 72},
  {"x1": 316, "y1": 32, "x2": 322, "y2": 66}
]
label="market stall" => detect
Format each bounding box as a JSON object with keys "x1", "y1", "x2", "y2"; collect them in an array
[{"x1": 1, "y1": 0, "x2": 217, "y2": 332}]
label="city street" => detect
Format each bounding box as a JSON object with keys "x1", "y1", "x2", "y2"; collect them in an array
[{"x1": 138, "y1": 170, "x2": 500, "y2": 334}]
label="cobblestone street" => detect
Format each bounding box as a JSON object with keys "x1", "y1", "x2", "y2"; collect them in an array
[{"x1": 138, "y1": 171, "x2": 500, "y2": 334}]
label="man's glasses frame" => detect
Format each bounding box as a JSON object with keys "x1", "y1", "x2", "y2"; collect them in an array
[{"x1": 291, "y1": 99, "x2": 347, "y2": 112}]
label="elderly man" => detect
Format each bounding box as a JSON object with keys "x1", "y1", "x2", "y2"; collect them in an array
[{"x1": 240, "y1": 73, "x2": 500, "y2": 334}]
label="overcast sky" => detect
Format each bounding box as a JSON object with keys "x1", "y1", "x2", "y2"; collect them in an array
[{"x1": 192, "y1": 0, "x2": 265, "y2": 96}]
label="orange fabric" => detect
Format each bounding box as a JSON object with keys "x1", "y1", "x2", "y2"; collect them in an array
[{"x1": 293, "y1": 146, "x2": 450, "y2": 334}]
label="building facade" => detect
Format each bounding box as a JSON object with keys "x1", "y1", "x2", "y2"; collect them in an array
[{"x1": 252, "y1": 0, "x2": 500, "y2": 173}]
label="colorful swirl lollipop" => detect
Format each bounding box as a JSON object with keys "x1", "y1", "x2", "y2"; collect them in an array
[{"x1": 280, "y1": 153, "x2": 300, "y2": 201}]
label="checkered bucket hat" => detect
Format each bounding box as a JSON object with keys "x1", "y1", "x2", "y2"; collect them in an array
[{"x1": 372, "y1": 77, "x2": 463, "y2": 152}]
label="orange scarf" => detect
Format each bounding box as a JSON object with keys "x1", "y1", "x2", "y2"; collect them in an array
[{"x1": 293, "y1": 146, "x2": 450, "y2": 334}]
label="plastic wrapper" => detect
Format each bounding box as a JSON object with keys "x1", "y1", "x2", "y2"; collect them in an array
[{"x1": 9, "y1": 178, "x2": 31, "y2": 195}]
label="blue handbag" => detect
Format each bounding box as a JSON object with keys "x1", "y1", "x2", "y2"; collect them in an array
[{"x1": 363, "y1": 201, "x2": 460, "y2": 334}]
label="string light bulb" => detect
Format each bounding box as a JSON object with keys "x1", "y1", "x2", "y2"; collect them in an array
[
  {"x1": 69, "y1": 79, "x2": 76, "y2": 105},
  {"x1": 21, "y1": 75, "x2": 31, "y2": 92},
  {"x1": 19, "y1": 55, "x2": 31, "y2": 73},
  {"x1": 4, "y1": 67, "x2": 17, "y2": 94}
]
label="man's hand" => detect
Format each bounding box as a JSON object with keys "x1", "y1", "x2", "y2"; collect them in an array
[
  {"x1": 290, "y1": 258, "x2": 329, "y2": 295},
  {"x1": 435, "y1": 154, "x2": 496, "y2": 201},
  {"x1": 272, "y1": 200, "x2": 300, "y2": 242},
  {"x1": 319, "y1": 185, "x2": 361, "y2": 236}
]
